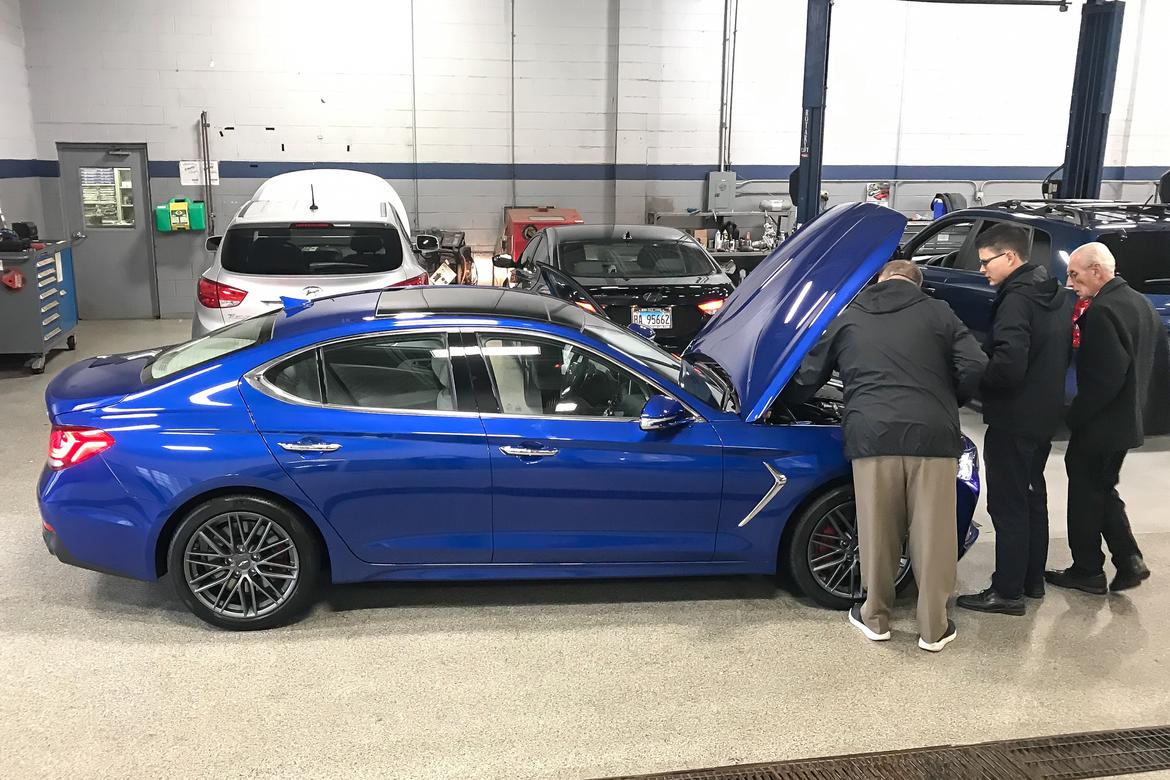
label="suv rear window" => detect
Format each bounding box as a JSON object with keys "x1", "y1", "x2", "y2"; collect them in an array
[
  {"x1": 1100, "y1": 232, "x2": 1170, "y2": 295},
  {"x1": 221, "y1": 225, "x2": 404, "y2": 276}
]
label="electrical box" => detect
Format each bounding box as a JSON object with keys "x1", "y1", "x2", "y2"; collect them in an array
[{"x1": 707, "y1": 171, "x2": 736, "y2": 212}]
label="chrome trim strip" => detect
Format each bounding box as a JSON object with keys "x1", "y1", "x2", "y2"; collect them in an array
[{"x1": 738, "y1": 463, "x2": 788, "y2": 527}]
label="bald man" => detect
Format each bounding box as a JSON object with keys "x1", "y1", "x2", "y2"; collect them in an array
[{"x1": 1047, "y1": 242, "x2": 1170, "y2": 594}]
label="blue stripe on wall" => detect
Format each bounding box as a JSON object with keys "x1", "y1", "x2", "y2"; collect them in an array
[{"x1": 5, "y1": 158, "x2": 1166, "y2": 182}]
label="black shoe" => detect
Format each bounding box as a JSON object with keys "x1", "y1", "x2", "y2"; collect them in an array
[
  {"x1": 919, "y1": 620, "x2": 957, "y2": 652},
  {"x1": 1044, "y1": 567, "x2": 1107, "y2": 595},
  {"x1": 1024, "y1": 582, "x2": 1045, "y2": 599},
  {"x1": 956, "y1": 587, "x2": 1026, "y2": 616},
  {"x1": 1110, "y1": 555, "x2": 1151, "y2": 592}
]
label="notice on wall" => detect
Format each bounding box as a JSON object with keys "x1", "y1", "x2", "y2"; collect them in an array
[{"x1": 179, "y1": 160, "x2": 220, "y2": 187}]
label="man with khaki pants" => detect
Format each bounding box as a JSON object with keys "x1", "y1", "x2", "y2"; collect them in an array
[{"x1": 785, "y1": 260, "x2": 986, "y2": 651}]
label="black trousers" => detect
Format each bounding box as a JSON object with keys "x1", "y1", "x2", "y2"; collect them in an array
[
  {"x1": 1065, "y1": 436, "x2": 1142, "y2": 574},
  {"x1": 985, "y1": 427, "x2": 1052, "y2": 598}
]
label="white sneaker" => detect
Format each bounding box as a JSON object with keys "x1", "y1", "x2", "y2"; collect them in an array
[
  {"x1": 918, "y1": 620, "x2": 957, "y2": 652},
  {"x1": 848, "y1": 604, "x2": 891, "y2": 641}
]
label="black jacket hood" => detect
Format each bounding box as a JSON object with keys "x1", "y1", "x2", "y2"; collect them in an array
[
  {"x1": 999, "y1": 263, "x2": 1066, "y2": 311},
  {"x1": 852, "y1": 279, "x2": 929, "y2": 315}
]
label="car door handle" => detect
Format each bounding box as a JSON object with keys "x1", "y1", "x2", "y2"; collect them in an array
[
  {"x1": 499, "y1": 445, "x2": 558, "y2": 458},
  {"x1": 278, "y1": 441, "x2": 342, "y2": 453},
  {"x1": 923, "y1": 284, "x2": 937, "y2": 293}
]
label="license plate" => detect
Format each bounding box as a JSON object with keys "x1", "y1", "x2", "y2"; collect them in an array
[{"x1": 632, "y1": 306, "x2": 672, "y2": 330}]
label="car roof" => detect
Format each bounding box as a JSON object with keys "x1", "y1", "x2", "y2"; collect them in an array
[
  {"x1": 270, "y1": 286, "x2": 590, "y2": 342},
  {"x1": 545, "y1": 224, "x2": 691, "y2": 242},
  {"x1": 231, "y1": 169, "x2": 409, "y2": 228}
]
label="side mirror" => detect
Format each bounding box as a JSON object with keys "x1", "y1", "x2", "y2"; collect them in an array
[
  {"x1": 205, "y1": 235, "x2": 222, "y2": 252},
  {"x1": 416, "y1": 234, "x2": 439, "y2": 253},
  {"x1": 639, "y1": 395, "x2": 692, "y2": 432},
  {"x1": 719, "y1": 259, "x2": 736, "y2": 276},
  {"x1": 493, "y1": 253, "x2": 516, "y2": 269},
  {"x1": 627, "y1": 322, "x2": 656, "y2": 341}
]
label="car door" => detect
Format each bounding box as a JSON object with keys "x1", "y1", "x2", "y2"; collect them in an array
[
  {"x1": 468, "y1": 328, "x2": 724, "y2": 563},
  {"x1": 904, "y1": 217, "x2": 995, "y2": 339},
  {"x1": 239, "y1": 329, "x2": 493, "y2": 564}
]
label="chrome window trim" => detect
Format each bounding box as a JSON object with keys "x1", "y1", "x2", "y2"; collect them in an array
[
  {"x1": 244, "y1": 327, "x2": 475, "y2": 417},
  {"x1": 468, "y1": 326, "x2": 706, "y2": 422}
]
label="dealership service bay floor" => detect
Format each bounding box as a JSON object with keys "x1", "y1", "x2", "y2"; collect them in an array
[{"x1": 3, "y1": 320, "x2": 1169, "y2": 779}]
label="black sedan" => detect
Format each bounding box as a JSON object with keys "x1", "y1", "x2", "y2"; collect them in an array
[{"x1": 495, "y1": 225, "x2": 736, "y2": 351}]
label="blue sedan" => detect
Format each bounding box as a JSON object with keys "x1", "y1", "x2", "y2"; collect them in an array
[{"x1": 39, "y1": 203, "x2": 979, "y2": 629}]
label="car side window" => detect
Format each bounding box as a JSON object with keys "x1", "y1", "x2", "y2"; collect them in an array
[
  {"x1": 319, "y1": 333, "x2": 455, "y2": 411},
  {"x1": 476, "y1": 333, "x2": 656, "y2": 419},
  {"x1": 265, "y1": 350, "x2": 323, "y2": 403},
  {"x1": 910, "y1": 220, "x2": 976, "y2": 268}
]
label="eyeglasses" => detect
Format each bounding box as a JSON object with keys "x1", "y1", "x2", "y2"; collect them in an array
[
  {"x1": 978, "y1": 252, "x2": 1007, "y2": 268},
  {"x1": 1068, "y1": 262, "x2": 1100, "y2": 281}
]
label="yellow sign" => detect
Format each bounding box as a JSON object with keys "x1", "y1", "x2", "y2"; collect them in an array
[{"x1": 169, "y1": 199, "x2": 190, "y2": 230}]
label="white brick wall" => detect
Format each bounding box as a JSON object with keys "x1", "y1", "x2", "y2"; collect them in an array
[
  {"x1": 0, "y1": 0, "x2": 35, "y2": 158},
  {"x1": 9, "y1": 0, "x2": 1168, "y2": 174}
]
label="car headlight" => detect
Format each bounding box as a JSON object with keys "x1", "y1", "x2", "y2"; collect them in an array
[{"x1": 957, "y1": 449, "x2": 977, "y2": 483}]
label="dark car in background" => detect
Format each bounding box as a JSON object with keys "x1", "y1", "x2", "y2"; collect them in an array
[
  {"x1": 497, "y1": 225, "x2": 736, "y2": 351},
  {"x1": 897, "y1": 200, "x2": 1170, "y2": 340}
]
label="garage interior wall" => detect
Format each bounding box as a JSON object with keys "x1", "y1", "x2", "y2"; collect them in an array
[
  {"x1": 0, "y1": 0, "x2": 42, "y2": 228},
  {"x1": 1, "y1": 0, "x2": 1167, "y2": 317}
]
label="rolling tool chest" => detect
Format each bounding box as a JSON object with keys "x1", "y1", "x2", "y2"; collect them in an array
[{"x1": 0, "y1": 239, "x2": 81, "y2": 373}]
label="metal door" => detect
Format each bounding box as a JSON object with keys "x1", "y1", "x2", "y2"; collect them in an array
[{"x1": 58, "y1": 144, "x2": 158, "y2": 319}]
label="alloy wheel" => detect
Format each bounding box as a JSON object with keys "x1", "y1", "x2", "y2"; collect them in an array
[
  {"x1": 806, "y1": 500, "x2": 910, "y2": 600},
  {"x1": 181, "y1": 511, "x2": 300, "y2": 620}
]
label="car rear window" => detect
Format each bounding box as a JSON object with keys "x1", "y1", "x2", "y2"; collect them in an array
[
  {"x1": 146, "y1": 312, "x2": 276, "y2": 381},
  {"x1": 1100, "y1": 232, "x2": 1170, "y2": 295},
  {"x1": 221, "y1": 225, "x2": 404, "y2": 276},
  {"x1": 558, "y1": 238, "x2": 718, "y2": 279}
]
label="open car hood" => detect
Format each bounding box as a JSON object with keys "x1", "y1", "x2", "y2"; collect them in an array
[{"x1": 684, "y1": 203, "x2": 907, "y2": 422}]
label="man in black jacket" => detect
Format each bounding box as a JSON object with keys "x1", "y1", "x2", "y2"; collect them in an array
[
  {"x1": 787, "y1": 260, "x2": 986, "y2": 652},
  {"x1": 957, "y1": 225, "x2": 1072, "y2": 616},
  {"x1": 1047, "y1": 242, "x2": 1170, "y2": 594}
]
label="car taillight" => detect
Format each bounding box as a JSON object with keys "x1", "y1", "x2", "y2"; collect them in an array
[
  {"x1": 48, "y1": 426, "x2": 114, "y2": 470},
  {"x1": 575, "y1": 301, "x2": 597, "y2": 314},
  {"x1": 697, "y1": 298, "x2": 725, "y2": 315},
  {"x1": 197, "y1": 277, "x2": 248, "y2": 309},
  {"x1": 389, "y1": 273, "x2": 430, "y2": 287}
]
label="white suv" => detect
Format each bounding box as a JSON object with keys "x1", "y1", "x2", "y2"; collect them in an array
[{"x1": 192, "y1": 169, "x2": 429, "y2": 336}]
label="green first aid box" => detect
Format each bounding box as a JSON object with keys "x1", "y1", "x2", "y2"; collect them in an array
[{"x1": 155, "y1": 198, "x2": 207, "y2": 232}]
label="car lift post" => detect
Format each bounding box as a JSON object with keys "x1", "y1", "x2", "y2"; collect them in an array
[
  {"x1": 794, "y1": 0, "x2": 832, "y2": 227},
  {"x1": 1058, "y1": 0, "x2": 1125, "y2": 199}
]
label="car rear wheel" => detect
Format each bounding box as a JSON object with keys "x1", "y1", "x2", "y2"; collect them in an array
[
  {"x1": 784, "y1": 485, "x2": 912, "y2": 610},
  {"x1": 168, "y1": 495, "x2": 321, "y2": 630}
]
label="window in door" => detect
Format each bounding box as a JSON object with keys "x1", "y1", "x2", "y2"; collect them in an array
[
  {"x1": 910, "y1": 220, "x2": 975, "y2": 267},
  {"x1": 477, "y1": 333, "x2": 656, "y2": 418},
  {"x1": 319, "y1": 333, "x2": 455, "y2": 411},
  {"x1": 79, "y1": 167, "x2": 135, "y2": 228}
]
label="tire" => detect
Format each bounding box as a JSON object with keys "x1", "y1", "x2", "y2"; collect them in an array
[
  {"x1": 167, "y1": 495, "x2": 321, "y2": 630},
  {"x1": 783, "y1": 485, "x2": 913, "y2": 610}
]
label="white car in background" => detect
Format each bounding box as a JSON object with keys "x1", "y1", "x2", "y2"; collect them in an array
[{"x1": 193, "y1": 169, "x2": 430, "y2": 337}]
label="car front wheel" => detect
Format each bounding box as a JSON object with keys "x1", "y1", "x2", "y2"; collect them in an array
[
  {"x1": 784, "y1": 485, "x2": 912, "y2": 610},
  {"x1": 168, "y1": 495, "x2": 321, "y2": 630}
]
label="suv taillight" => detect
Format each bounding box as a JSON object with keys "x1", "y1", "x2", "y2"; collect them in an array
[
  {"x1": 197, "y1": 277, "x2": 248, "y2": 308},
  {"x1": 389, "y1": 273, "x2": 430, "y2": 287},
  {"x1": 48, "y1": 426, "x2": 114, "y2": 470}
]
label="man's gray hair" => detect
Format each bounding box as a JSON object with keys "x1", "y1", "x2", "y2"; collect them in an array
[{"x1": 1071, "y1": 241, "x2": 1117, "y2": 273}]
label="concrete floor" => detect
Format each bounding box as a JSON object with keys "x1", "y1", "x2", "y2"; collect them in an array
[{"x1": 2, "y1": 320, "x2": 1169, "y2": 780}]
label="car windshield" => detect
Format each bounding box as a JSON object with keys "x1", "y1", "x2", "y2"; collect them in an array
[
  {"x1": 585, "y1": 320, "x2": 731, "y2": 410},
  {"x1": 558, "y1": 238, "x2": 718, "y2": 279},
  {"x1": 221, "y1": 225, "x2": 404, "y2": 276},
  {"x1": 147, "y1": 312, "x2": 277, "y2": 381},
  {"x1": 1099, "y1": 231, "x2": 1170, "y2": 295}
]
